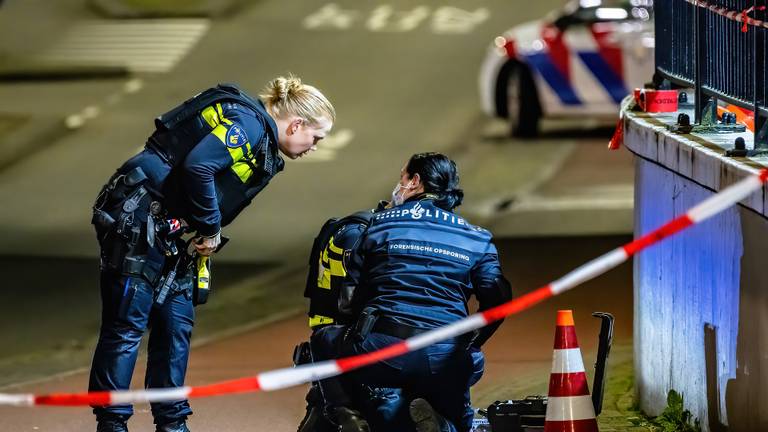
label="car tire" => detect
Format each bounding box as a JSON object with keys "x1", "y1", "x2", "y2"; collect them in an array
[{"x1": 507, "y1": 63, "x2": 541, "y2": 138}]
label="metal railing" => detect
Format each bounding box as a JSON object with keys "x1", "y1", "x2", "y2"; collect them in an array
[{"x1": 655, "y1": 0, "x2": 768, "y2": 145}]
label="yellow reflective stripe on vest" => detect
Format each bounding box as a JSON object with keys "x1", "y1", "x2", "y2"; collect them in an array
[
  {"x1": 229, "y1": 142, "x2": 255, "y2": 184},
  {"x1": 211, "y1": 124, "x2": 228, "y2": 143},
  {"x1": 227, "y1": 145, "x2": 244, "y2": 162},
  {"x1": 309, "y1": 315, "x2": 335, "y2": 328},
  {"x1": 215, "y1": 103, "x2": 232, "y2": 125},
  {"x1": 201, "y1": 106, "x2": 220, "y2": 128},
  {"x1": 317, "y1": 237, "x2": 346, "y2": 291},
  {"x1": 328, "y1": 237, "x2": 344, "y2": 255},
  {"x1": 206, "y1": 103, "x2": 256, "y2": 184},
  {"x1": 230, "y1": 161, "x2": 252, "y2": 182},
  {"x1": 327, "y1": 237, "x2": 347, "y2": 277},
  {"x1": 318, "y1": 249, "x2": 331, "y2": 289},
  {"x1": 329, "y1": 258, "x2": 346, "y2": 278}
]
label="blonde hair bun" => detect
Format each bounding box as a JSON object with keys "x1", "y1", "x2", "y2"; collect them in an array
[
  {"x1": 266, "y1": 76, "x2": 303, "y2": 103},
  {"x1": 261, "y1": 74, "x2": 336, "y2": 126}
]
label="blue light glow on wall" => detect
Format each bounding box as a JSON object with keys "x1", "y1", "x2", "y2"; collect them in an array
[{"x1": 634, "y1": 159, "x2": 741, "y2": 424}]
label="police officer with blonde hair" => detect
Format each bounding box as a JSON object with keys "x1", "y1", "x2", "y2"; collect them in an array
[{"x1": 89, "y1": 76, "x2": 335, "y2": 432}]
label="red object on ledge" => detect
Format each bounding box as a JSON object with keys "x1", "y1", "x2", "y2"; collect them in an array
[
  {"x1": 633, "y1": 89, "x2": 678, "y2": 112},
  {"x1": 608, "y1": 117, "x2": 623, "y2": 150}
]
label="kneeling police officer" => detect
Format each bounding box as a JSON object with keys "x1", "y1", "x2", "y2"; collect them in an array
[
  {"x1": 297, "y1": 205, "x2": 385, "y2": 432},
  {"x1": 299, "y1": 201, "x2": 488, "y2": 431},
  {"x1": 89, "y1": 77, "x2": 335, "y2": 432},
  {"x1": 300, "y1": 202, "x2": 415, "y2": 431},
  {"x1": 312, "y1": 153, "x2": 512, "y2": 432}
]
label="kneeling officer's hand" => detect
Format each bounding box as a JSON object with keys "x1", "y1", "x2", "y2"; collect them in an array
[{"x1": 193, "y1": 232, "x2": 221, "y2": 256}]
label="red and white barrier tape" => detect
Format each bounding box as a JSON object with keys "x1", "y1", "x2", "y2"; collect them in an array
[
  {"x1": 686, "y1": 0, "x2": 768, "y2": 32},
  {"x1": 2, "y1": 169, "x2": 767, "y2": 407}
]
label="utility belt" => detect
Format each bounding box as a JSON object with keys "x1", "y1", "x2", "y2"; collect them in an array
[
  {"x1": 91, "y1": 167, "x2": 183, "y2": 287},
  {"x1": 92, "y1": 170, "x2": 215, "y2": 306},
  {"x1": 351, "y1": 308, "x2": 475, "y2": 347}
]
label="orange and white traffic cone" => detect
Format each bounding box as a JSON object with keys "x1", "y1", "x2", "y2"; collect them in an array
[{"x1": 544, "y1": 310, "x2": 599, "y2": 432}]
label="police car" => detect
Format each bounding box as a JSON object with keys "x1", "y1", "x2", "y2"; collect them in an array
[{"x1": 479, "y1": 0, "x2": 654, "y2": 137}]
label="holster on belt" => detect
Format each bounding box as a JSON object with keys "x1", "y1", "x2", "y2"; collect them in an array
[
  {"x1": 92, "y1": 166, "x2": 165, "y2": 285},
  {"x1": 351, "y1": 307, "x2": 378, "y2": 342},
  {"x1": 293, "y1": 341, "x2": 313, "y2": 366}
]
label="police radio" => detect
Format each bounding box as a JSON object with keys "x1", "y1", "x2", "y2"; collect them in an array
[
  {"x1": 191, "y1": 236, "x2": 229, "y2": 306},
  {"x1": 193, "y1": 255, "x2": 211, "y2": 306}
]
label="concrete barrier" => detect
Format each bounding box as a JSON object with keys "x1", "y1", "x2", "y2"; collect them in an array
[{"x1": 623, "y1": 102, "x2": 768, "y2": 431}]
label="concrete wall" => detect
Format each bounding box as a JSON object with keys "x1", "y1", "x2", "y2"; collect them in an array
[
  {"x1": 627, "y1": 110, "x2": 768, "y2": 431},
  {"x1": 726, "y1": 209, "x2": 768, "y2": 431}
]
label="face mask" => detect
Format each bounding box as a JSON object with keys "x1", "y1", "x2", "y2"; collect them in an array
[{"x1": 391, "y1": 182, "x2": 411, "y2": 206}]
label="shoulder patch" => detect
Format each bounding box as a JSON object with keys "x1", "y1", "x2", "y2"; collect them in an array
[{"x1": 225, "y1": 124, "x2": 248, "y2": 148}]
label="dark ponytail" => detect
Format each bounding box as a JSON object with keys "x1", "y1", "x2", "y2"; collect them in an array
[{"x1": 405, "y1": 152, "x2": 464, "y2": 211}]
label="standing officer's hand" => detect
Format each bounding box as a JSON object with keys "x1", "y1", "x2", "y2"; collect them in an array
[{"x1": 194, "y1": 232, "x2": 221, "y2": 256}]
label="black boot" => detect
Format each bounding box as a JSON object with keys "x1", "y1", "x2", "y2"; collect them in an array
[
  {"x1": 298, "y1": 405, "x2": 323, "y2": 432},
  {"x1": 330, "y1": 406, "x2": 371, "y2": 432},
  {"x1": 96, "y1": 419, "x2": 129, "y2": 432},
  {"x1": 155, "y1": 419, "x2": 190, "y2": 432},
  {"x1": 409, "y1": 398, "x2": 442, "y2": 432}
]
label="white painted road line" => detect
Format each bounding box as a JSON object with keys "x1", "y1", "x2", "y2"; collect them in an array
[
  {"x1": 34, "y1": 20, "x2": 210, "y2": 73},
  {"x1": 509, "y1": 195, "x2": 634, "y2": 212},
  {"x1": 303, "y1": 4, "x2": 489, "y2": 34}
]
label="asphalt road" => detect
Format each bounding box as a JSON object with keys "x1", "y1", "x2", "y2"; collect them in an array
[{"x1": 0, "y1": 0, "x2": 564, "y2": 260}]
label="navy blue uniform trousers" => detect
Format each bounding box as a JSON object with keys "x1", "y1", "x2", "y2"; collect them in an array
[
  {"x1": 312, "y1": 326, "x2": 480, "y2": 432},
  {"x1": 88, "y1": 270, "x2": 194, "y2": 424}
]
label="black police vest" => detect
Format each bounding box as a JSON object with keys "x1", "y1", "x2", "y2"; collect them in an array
[
  {"x1": 148, "y1": 83, "x2": 284, "y2": 226},
  {"x1": 305, "y1": 211, "x2": 375, "y2": 323}
]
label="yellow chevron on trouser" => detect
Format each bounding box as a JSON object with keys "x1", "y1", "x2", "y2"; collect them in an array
[{"x1": 309, "y1": 314, "x2": 335, "y2": 328}]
